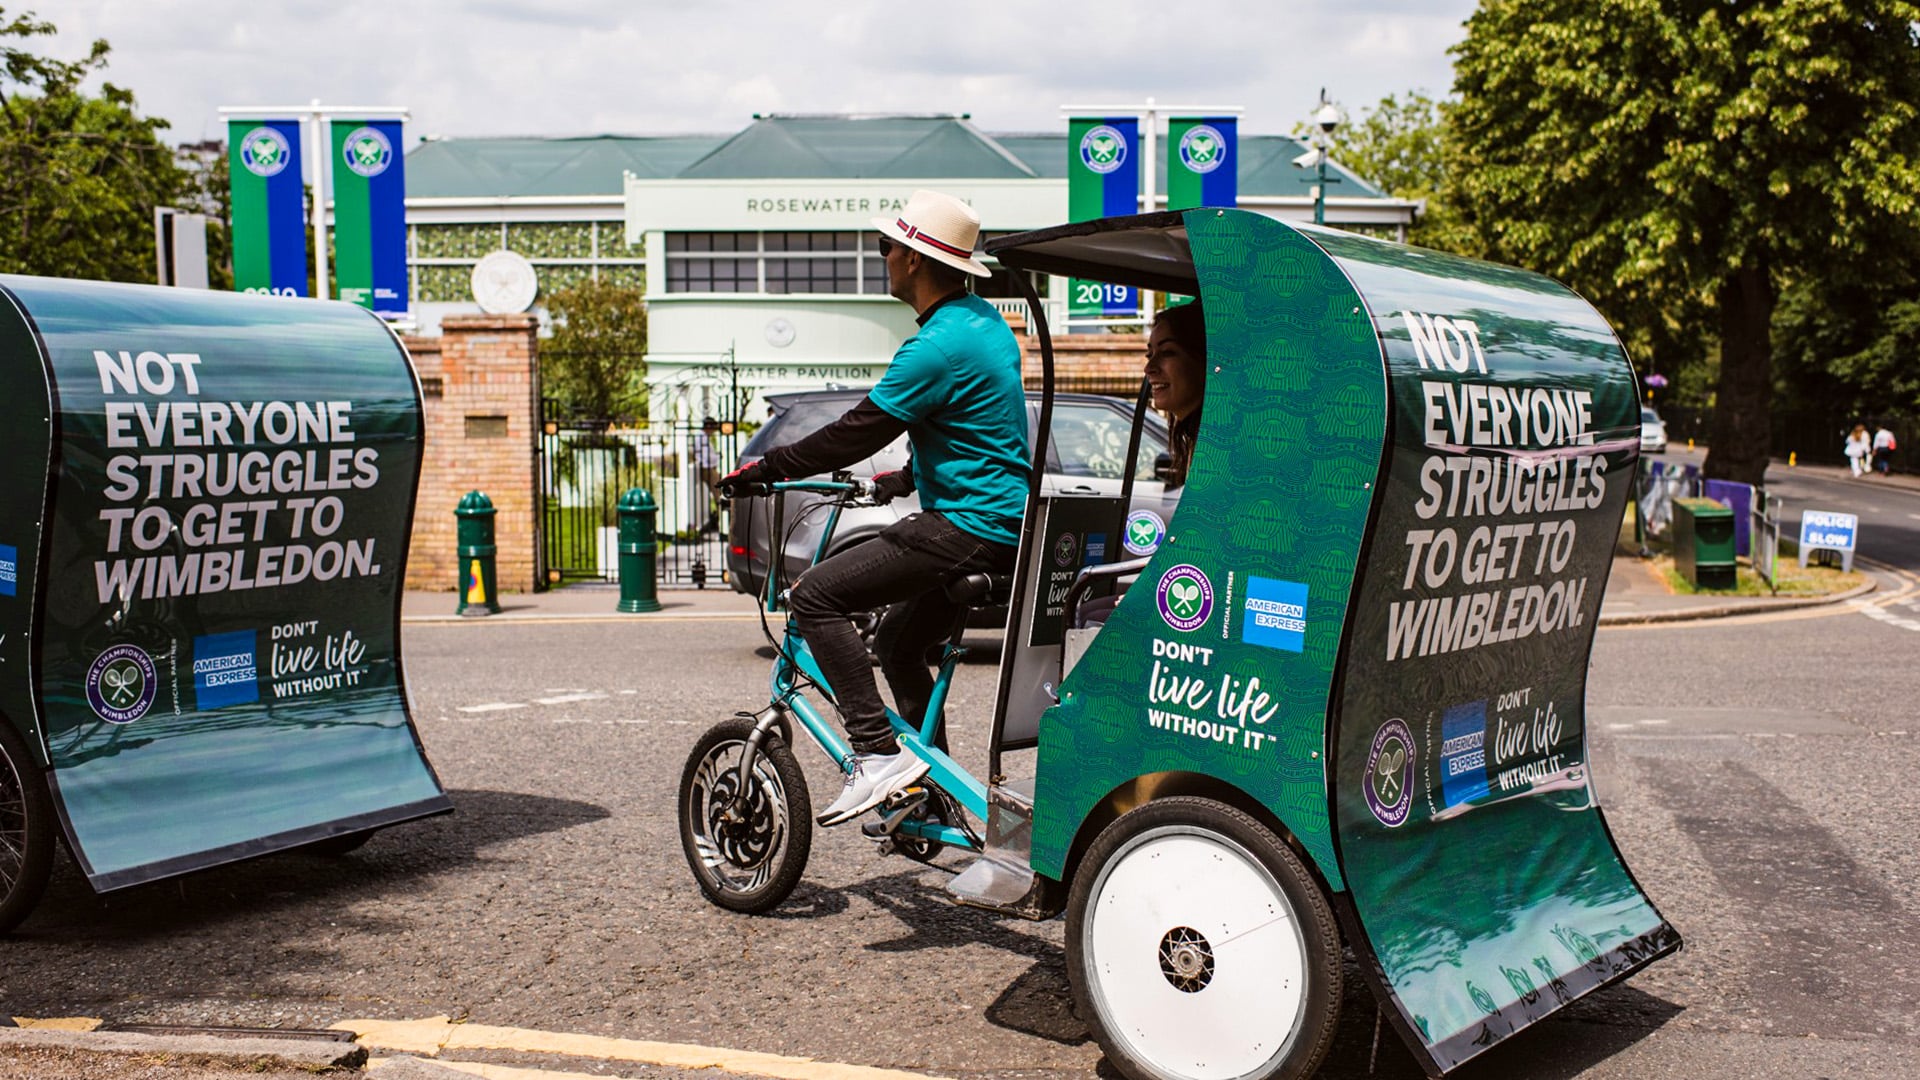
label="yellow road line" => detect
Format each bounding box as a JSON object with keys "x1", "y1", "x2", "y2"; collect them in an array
[
  {"x1": 339, "y1": 1017, "x2": 950, "y2": 1080},
  {"x1": 10, "y1": 1017, "x2": 102, "y2": 1031},
  {"x1": 372, "y1": 1058, "x2": 626, "y2": 1080}
]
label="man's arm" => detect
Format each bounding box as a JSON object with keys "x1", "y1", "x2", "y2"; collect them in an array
[{"x1": 760, "y1": 396, "x2": 909, "y2": 479}]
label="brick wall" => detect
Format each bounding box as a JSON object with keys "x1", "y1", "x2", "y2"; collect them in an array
[
  {"x1": 400, "y1": 314, "x2": 540, "y2": 592},
  {"x1": 1006, "y1": 313, "x2": 1148, "y2": 396}
]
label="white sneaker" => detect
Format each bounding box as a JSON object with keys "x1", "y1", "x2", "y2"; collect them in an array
[{"x1": 817, "y1": 750, "x2": 930, "y2": 827}]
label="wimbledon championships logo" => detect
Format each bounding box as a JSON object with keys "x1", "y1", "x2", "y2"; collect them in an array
[
  {"x1": 1178, "y1": 125, "x2": 1227, "y2": 175},
  {"x1": 1155, "y1": 564, "x2": 1213, "y2": 632},
  {"x1": 342, "y1": 126, "x2": 394, "y2": 178},
  {"x1": 1079, "y1": 125, "x2": 1128, "y2": 175},
  {"x1": 239, "y1": 128, "x2": 291, "y2": 178},
  {"x1": 1364, "y1": 718, "x2": 1415, "y2": 827},
  {"x1": 86, "y1": 644, "x2": 157, "y2": 725},
  {"x1": 1123, "y1": 510, "x2": 1165, "y2": 556}
]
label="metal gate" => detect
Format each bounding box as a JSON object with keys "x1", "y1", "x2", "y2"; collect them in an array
[{"x1": 536, "y1": 401, "x2": 743, "y2": 589}]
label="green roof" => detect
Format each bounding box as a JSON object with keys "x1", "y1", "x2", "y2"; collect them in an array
[{"x1": 404, "y1": 117, "x2": 1387, "y2": 201}]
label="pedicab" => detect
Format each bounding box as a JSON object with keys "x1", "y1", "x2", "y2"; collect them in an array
[
  {"x1": 679, "y1": 209, "x2": 1679, "y2": 1079},
  {"x1": 0, "y1": 276, "x2": 452, "y2": 935}
]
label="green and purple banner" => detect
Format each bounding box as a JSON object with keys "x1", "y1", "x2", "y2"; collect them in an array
[
  {"x1": 227, "y1": 119, "x2": 308, "y2": 297},
  {"x1": 1067, "y1": 116, "x2": 1140, "y2": 318},
  {"x1": 1166, "y1": 117, "x2": 1236, "y2": 211},
  {"x1": 330, "y1": 119, "x2": 409, "y2": 319}
]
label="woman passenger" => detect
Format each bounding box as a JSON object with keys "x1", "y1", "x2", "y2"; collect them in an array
[{"x1": 1144, "y1": 301, "x2": 1207, "y2": 487}]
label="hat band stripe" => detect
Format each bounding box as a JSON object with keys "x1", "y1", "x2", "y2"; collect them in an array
[{"x1": 896, "y1": 218, "x2": 974, "y2": 260}]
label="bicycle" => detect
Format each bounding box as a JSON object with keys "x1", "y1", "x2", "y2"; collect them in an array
[{"x1": 677, "y1": 472, "x2": 995, "y2": 914}]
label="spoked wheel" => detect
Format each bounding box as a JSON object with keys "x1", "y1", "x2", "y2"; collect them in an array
[
  {"x1": 678, "y1": 717, "x2": 812, "y2": 914},
  {"x1": 1066, "y1": 797, "x2": 1341, "y2": 1080},
  {"x1": 0, "y1": 721, "x2": 55, "y2": 936}
]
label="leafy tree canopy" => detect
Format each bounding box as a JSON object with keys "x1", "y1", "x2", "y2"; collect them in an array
[
  {"x1": 0, "y1": 7, "x2": 188, "y2": 282},
  {"x1": 541, "y1": 279, "x2": 649, "y2": 420},
  {"x1": 1335, "y1": 91, "x2": 1474, "y2": 253},
  {"x1": 1449, "y1": 0, "x2": 1920, "y2": 483}
]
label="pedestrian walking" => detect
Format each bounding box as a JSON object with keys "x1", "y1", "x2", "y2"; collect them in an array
[
  {"x1": 1845, "y1": 423, "x2": 1872, "y2": 477},
  {"x1": 1872, "y1": 422, "x2": 1897, "y2": 476}
]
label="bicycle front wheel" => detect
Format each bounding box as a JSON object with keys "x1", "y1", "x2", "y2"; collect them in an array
[{"x1": 678, "y1": 716, "x2": 812, "y2": 914}]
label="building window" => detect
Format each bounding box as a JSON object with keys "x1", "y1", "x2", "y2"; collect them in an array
[{"x1": 664, "y1": 232, "x2": 889, "y2": 295}]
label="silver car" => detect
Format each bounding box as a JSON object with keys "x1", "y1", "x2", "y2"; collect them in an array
[
  {"x1": 726, "y1": 388, "x2": 1174, "y2": 601},
  {"x1": 1640, "y1": 405, "x2": 1668, "y2": 453}
]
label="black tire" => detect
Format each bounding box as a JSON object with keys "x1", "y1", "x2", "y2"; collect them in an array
[
  {"x1": 0, "y1": 721, "x2": 55, "y2": 936},
  {"x1": 304, "y1": 828, "x2": 376, "y2": 856},
  {"x1": 1066, "y1": 797, "x2": 1342, "y2": 1080},
  {"x1": 678, "y1": 717, "x2": 812, "y2": 914}
]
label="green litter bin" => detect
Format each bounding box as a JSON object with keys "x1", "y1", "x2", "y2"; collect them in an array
[{"x1": 1673, "y1": 497, "x2": 1737, "y2": 589}]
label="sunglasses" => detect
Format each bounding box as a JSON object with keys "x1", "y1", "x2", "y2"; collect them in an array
[{"x1": 875, "y1": 236, "x2": 895, "y2": 256}]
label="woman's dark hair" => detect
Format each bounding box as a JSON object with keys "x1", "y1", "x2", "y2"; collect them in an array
[{"x1": 1154, "y1": 301, "x2": 1207, "y2": 486}]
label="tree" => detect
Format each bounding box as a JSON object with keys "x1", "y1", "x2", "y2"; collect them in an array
[
  {"x1": 541, "y1": 279, "x2": 649, "y2": 420},
  {"x1": 1449, "y1": 0, "x2": 1920, "y2": 484},
  {"x1": 1336, "y1": 92, "x2": 1474, "y2": 254},
  {"x1": 0, "y1": 8, "x2": 187, "y2": 282}
]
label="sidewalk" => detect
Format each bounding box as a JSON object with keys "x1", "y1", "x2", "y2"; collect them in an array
[{"x1": 405, "y1": 553, "x2": 1872, "y2": 629}]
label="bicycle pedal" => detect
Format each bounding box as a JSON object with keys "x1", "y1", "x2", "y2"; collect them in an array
[{"x1": 880, "y1": 786, "x2": 929, "y2": 813}]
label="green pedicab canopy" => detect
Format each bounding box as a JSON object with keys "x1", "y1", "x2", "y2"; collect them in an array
[
  {"x1": 989, "y1": 211, "x2": 1677, "y2": 1075},
  {"x1": 0, "y1": 276, "x2": 450, "y2": 892}
]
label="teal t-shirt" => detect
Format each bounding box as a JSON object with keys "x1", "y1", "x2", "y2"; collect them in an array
[{"x1": 869, "y1": 294, "x2": 1030, "y2": 547}]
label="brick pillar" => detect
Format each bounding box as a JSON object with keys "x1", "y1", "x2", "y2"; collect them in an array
[{"x1": 401, "y1": 313, "x2": 541, "y2": 592}]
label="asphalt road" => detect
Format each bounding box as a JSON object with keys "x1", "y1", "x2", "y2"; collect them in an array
[{"x1": 5, "y1": 566, "x2": 1920, "y2": 1078}]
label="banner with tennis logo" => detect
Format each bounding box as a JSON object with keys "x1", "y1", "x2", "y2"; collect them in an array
[
  {"x1": 1067, "y1": 116, "x2": 1140, "y2": 319},
  {"x1": 1166, "y1": 117, "x2": 1237, "y2": 211},
  {"x1": 226, "y1": 119, "x2": 308, "y2": 297},
  {"x1": 330, "y1": 119, "x2": 409, "y2": 319}
]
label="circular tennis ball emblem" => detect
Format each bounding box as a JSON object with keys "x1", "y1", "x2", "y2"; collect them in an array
[
  {"x1": 1364, "y1": 718, "x2": 1415, "y2": 827},
  {"x1": 240, "y1": 128, "x2": 291, "y2": 178},
  {"x1": 86, "y1": 644, "x2": 157, "y2": 725},
  {"x1": 1080, "y1": 125, "x2": 1128, "y2": 175},
  {"x1": 1179, "y1": 125, "x2": 1227, "y2": 174},
  {"x1": 1053, "y1": 531, "x2": 1079, "y2": 568},
  {"x1": 341, "y1": 126, "x2": 394, "y2": 178},
  {"x1": 1155, "y1": 564, "x2": 1213, "y2": 632}
]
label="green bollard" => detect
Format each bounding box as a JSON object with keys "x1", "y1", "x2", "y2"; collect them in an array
[
  {"x1": 455, "y1": 491, "x2": 501, "y2": 616},
  {"x1": 617, "y1": 487, "x2": 663, "y2": 613}
]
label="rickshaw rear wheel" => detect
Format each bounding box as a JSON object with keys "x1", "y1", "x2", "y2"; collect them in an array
[
  {"x1": 678, "y1": 717, "x2": 812, "y2": 914},
  {"x1": 1066, "y1": 797, "x2": 1341, "y2": 1080},
  {"x1": 0, "y1": 720, "x2": 55, "y2": 936}
]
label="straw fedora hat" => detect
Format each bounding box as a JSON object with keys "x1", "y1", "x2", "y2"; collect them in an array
[{"x1": 872, "y1": 189, "x2": 992, "y2": 278}]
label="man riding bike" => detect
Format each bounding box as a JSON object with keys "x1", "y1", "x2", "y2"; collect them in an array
[{"x1": 720, "y1": 189, "x2": 1030, "y2": 827}]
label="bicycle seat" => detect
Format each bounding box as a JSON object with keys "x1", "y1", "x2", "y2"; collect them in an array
[{"x1": 944, "y1": 572, "x2": 1014, "y2": 606}]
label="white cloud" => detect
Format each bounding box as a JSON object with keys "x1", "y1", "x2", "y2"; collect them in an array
[{"x1": 33, "y1": 0, "x2": 1477, "y2": 143}]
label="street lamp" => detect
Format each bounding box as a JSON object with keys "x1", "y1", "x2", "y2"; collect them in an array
[{"x1": 1292, "y1": 88, "x2": 1342, "y2": 225}]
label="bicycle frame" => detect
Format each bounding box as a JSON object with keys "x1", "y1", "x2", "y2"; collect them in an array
[{"x1": 736, "y1": 477, "x2": 987, "y2": 852}]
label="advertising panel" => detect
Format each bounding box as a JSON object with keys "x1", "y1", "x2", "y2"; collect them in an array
[
  {"x1": 226, "y1": 120, "x2": 309, "y2": 297},
  {"x1": 1066, "y1": 117, "x2": 1140, "y2": 319},
  {"x1": 1315, "y1": 231, "x2": 1678, "y2": 1070},
  {"x1": 330, "y1": 119, "x2": 409, "y2": 318},
  {"x1": 0, "y1": 275, "x2": 449, "y2": 891}
]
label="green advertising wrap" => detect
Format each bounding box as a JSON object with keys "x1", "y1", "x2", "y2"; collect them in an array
[
  {"x1": 994, "y1": 211, "x2": 1676, "y2": 1074},
  {"x1": 0, "y1": 275, "x2": 450, "y2": 891}
]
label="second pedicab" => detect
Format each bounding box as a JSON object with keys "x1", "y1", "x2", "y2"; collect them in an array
[{"x1": 679, "y1": 208, "x2": 1679, "y2": 1079}]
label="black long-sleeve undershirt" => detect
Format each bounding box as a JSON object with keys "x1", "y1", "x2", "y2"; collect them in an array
[{"x1": 761, "y1": 395, "x2": 911, "y2": 483}]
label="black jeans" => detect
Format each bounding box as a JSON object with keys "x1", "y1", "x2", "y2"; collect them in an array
[{"x1": 787, "y1": 511, "x2": 1016, "y2": 755}]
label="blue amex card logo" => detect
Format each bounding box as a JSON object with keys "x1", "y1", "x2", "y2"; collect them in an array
[
  {"x1": 0, "y1": 543, "x2": 16, "y2": 596},
  {"x1": 193, "y1": 630, "x2": 260, "y2": 709},
  {"x1": 1242, "y1": 576, "x2": 1307, "y2": 652},
  {"x1": 1440, "y1": 700, "x2": 1490, "y2": 809}
]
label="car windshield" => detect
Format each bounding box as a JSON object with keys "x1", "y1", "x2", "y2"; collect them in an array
[
  {"x1": 744, "y1": 396, "x2": 868, "y2": 456},
  {"x1": 1641, "y1": 407, "x2": 1661, "y2": 422}
]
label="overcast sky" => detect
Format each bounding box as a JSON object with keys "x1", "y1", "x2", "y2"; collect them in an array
[{"x1": 35, "y1": 0, "x2": 1478, "y2": 144}]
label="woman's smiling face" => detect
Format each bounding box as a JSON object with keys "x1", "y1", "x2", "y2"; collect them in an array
[{"x1": 1145, "y1": 318, "x2": 1205, "y2": 419}]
